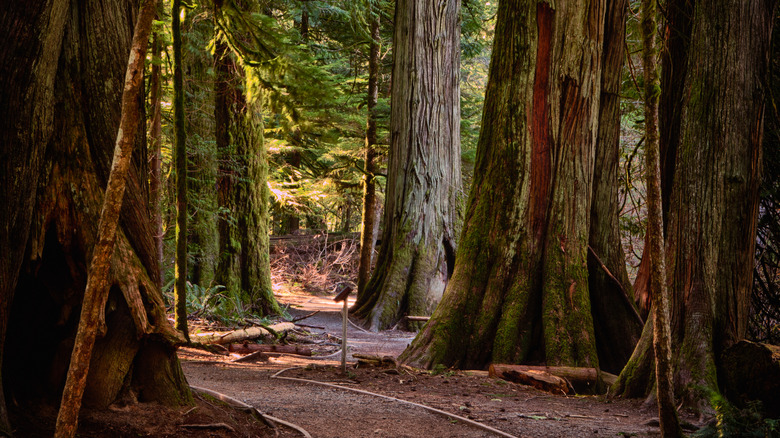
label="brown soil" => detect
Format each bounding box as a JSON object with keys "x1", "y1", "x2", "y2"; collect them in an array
[{"x1": 177, "y1": 291, "x2": 685, "y2": 438}]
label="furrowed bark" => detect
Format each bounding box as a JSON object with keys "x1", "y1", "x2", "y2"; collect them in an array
[
  {"x1": 401, "y1": 0, "x2": 607, "y2": 370},
  {"x1": 614, "y1": 0, "x2": 774, "y2": 414},
  {"x1": 54, "y1": 1, "x2": 158, "y2": 436},
  {"x1": 352, "y1": 0, "x2": 462, "y2": 331}
]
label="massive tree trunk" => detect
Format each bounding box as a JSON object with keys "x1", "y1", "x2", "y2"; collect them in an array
[
  {"x1": 587, "y1": 0, "x2": 643, "y2": 375},
  {"x1": 214, "y1": 39, "x2": 279, "y2": 316},
  {"x1": 185, "y1": 12, "x2": 218, "y2": 289},
  {"x1": 357, "y1": 12, "x2": 381, "y2": 299},
  {"x1": 0, "y1": 0, "x2": 193, "y2": 433},
  {"x1": 401, "y1": 0, "x2": 607, "y2": 370},
  {"x1": 613, "y1": 0, "x2": 774, "y2": 413},
  {"x1": 351, "y1": 0, "x2": 462, "y2": 331}
]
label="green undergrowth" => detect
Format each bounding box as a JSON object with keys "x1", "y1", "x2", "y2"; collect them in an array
[{"x1": 692, "y1": 391, "x2": 780, "y2": 438}]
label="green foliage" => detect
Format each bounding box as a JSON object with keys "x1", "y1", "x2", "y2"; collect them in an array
[{"x1": 692, "y1": 391, "x2": 780, "y2": 438}]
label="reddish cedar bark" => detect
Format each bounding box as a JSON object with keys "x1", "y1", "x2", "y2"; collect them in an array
[{"x1": 401, "y1": 0, "x2": 608, "y2": 371}]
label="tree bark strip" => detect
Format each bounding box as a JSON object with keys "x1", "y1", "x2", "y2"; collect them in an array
[
  {"x1": 172, "y1": 0, "x2": 189, "y2": 341},
  {"x1": 54, "y1": 1, "x2": 158, "y2": 436},
  {"x1": 641, "y1": 0, "x2": 682, "y2": 434}
]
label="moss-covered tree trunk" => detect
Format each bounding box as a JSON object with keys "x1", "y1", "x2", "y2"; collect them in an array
[
  {"x1": 214, "y1": 40, "x2": 241, "y2": 296},
  {"x1": 0, "y1": 0, "x2": 193, "y2": 433},
  {"x1": 185, "y1": 12, "x2": 218, "y2": 289},
  {"x1": 587, "y1": 0, "x2": 644, "y2": 375},
  {"x1": 214, "y1": 39, "x2": 279, "y2": 316},
  {"x1": 613, "y1": 0, "x2": 774, "y2": 413},
  {"x1": 400, "y1": 0, "x2": 607, "y2": 370},
  {"x1": 351, "y1": 0, "x2": 462, "y2": 331},
  {"x1": 357, "y1": 11, "x2": 381, "y2": 299}
]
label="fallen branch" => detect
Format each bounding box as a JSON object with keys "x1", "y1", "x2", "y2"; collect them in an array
[
  {"x1": 190, "y1": 385, "x2": 310, "y2": 437},
  {"x1": 228, "y1": 343, "x2": 312, "y2": 356},
  {"x1": 291, "y1": 310, "x2": 320, "y2": 323},
  {"x1": 181, "y1": 423, "x2": 235, "y2": 432},
  {"x1": 192, "y1": 322, "x2": 296, "y2": 344}
]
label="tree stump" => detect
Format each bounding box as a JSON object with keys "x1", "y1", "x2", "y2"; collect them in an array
[{"x1": 720, "y1": 340, "x2": 780, "y2": 417}]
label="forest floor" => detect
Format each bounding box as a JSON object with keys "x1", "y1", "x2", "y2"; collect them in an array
[{"x1": 178, "y1": 289, "x2": 682, "y2": 438}]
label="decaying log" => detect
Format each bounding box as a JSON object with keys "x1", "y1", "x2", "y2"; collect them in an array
[
  {"x1": 489, "y1": 364, "x2": 618, "y2": 394},
  {"x1": 721, "y1": 340, "x2": 780, "y2": 417},
  {"x1": 489, "y1": 364, "x2": 570, "y2": 394},
  {"x1": 353, "y1": 353, "x2": 397, "y2": 367},
  {"x1": 192, "y1": 322, "x2": 296, "y2": 344},
  {"x1": 228, "y1": 344, "x2": 312, "y2": 356}
]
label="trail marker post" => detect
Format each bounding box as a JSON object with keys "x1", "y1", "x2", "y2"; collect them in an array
[{"x1": 333, "y1": 286, "x2": 353, "y2": 373}]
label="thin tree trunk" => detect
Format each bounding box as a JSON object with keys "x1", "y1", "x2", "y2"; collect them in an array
[
  {"x1": 641, "y1": 0, "x2": 681, "y2": 434},
  {"x1": 149, "y1": 32, "x2": 164, "y2": 289},
  {"x1": 357, "y1": 11, "x2": 381, "y2": 299},
  {"x1": 588, "y1": 0, "x2": 643, "y2": 374},
  {"x1": 401, "y1": 0, "x2": 607, "y2": 370},
  {"x1": 172, "y1": 0, "x2": 189, "y2": 341},
  {"x1": 54, "y1": 2, "x2": 158, "y2": 436},
  {"x1": 352, "y1": 0, "x2": 462, "y2": 331}
]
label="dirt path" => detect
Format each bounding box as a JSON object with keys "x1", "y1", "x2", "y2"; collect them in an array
[{"x1": 181, "y1": 292, "x2": 666, "y2": 437}]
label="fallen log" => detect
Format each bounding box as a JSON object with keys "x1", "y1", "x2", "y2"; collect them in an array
[
  {"x1": 228, "y1": 343, "x2": 312, "y2": 356},
  {"x1": 489, "y1": 364, "x2": 617, "y2": 394},
  {"x1": 192, "y1": 322, "x2": 296, "y2": 344},
  {"x1": 489, "y1": 365, "x2": 570, "y2": 394}
]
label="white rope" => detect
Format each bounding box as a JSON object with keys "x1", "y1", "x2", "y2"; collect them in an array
[
  {"x1": 190, "y1": 385, "x2": 312, "y2": 438},
  {"x1": 270, "y1": 367, "x2": 519, "y2": 438}
]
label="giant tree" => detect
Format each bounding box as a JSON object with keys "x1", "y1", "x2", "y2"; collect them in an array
[
  {"x1": 613, "y1": 0, "x2": 775, "y2": 413},
  {"x1": 0, "y1": 0, "x2": 193, "y2": 433},
  {"x1": 351, "y1": 0, "x2": 463, "y2": 330},
  {"x1": 213, "y1": 4, "x2": 280, "y2": 316},
  {"x1": 401, "y1": 0, "x2": 611, "y2": 369}
]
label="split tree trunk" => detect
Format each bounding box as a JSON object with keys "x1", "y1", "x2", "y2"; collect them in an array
[
  {"x1": 613, "y1": 0, "x2": 774, "y2": 413},
  {"x1": 401, "y1": 0, "x2": 607, "y2": 370},
  {"x1": 1, "y1": 0, "x2": 193, "y2": 433},
  {"x1": 588, "y1": 0, "x2": 643, "y2": 375},
  {"x1": 357, "y1": 11, "x2": 381, "y2": 299},
  {"x1": 352, "y1": 0, "x2": 462, "y2": 331}
]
